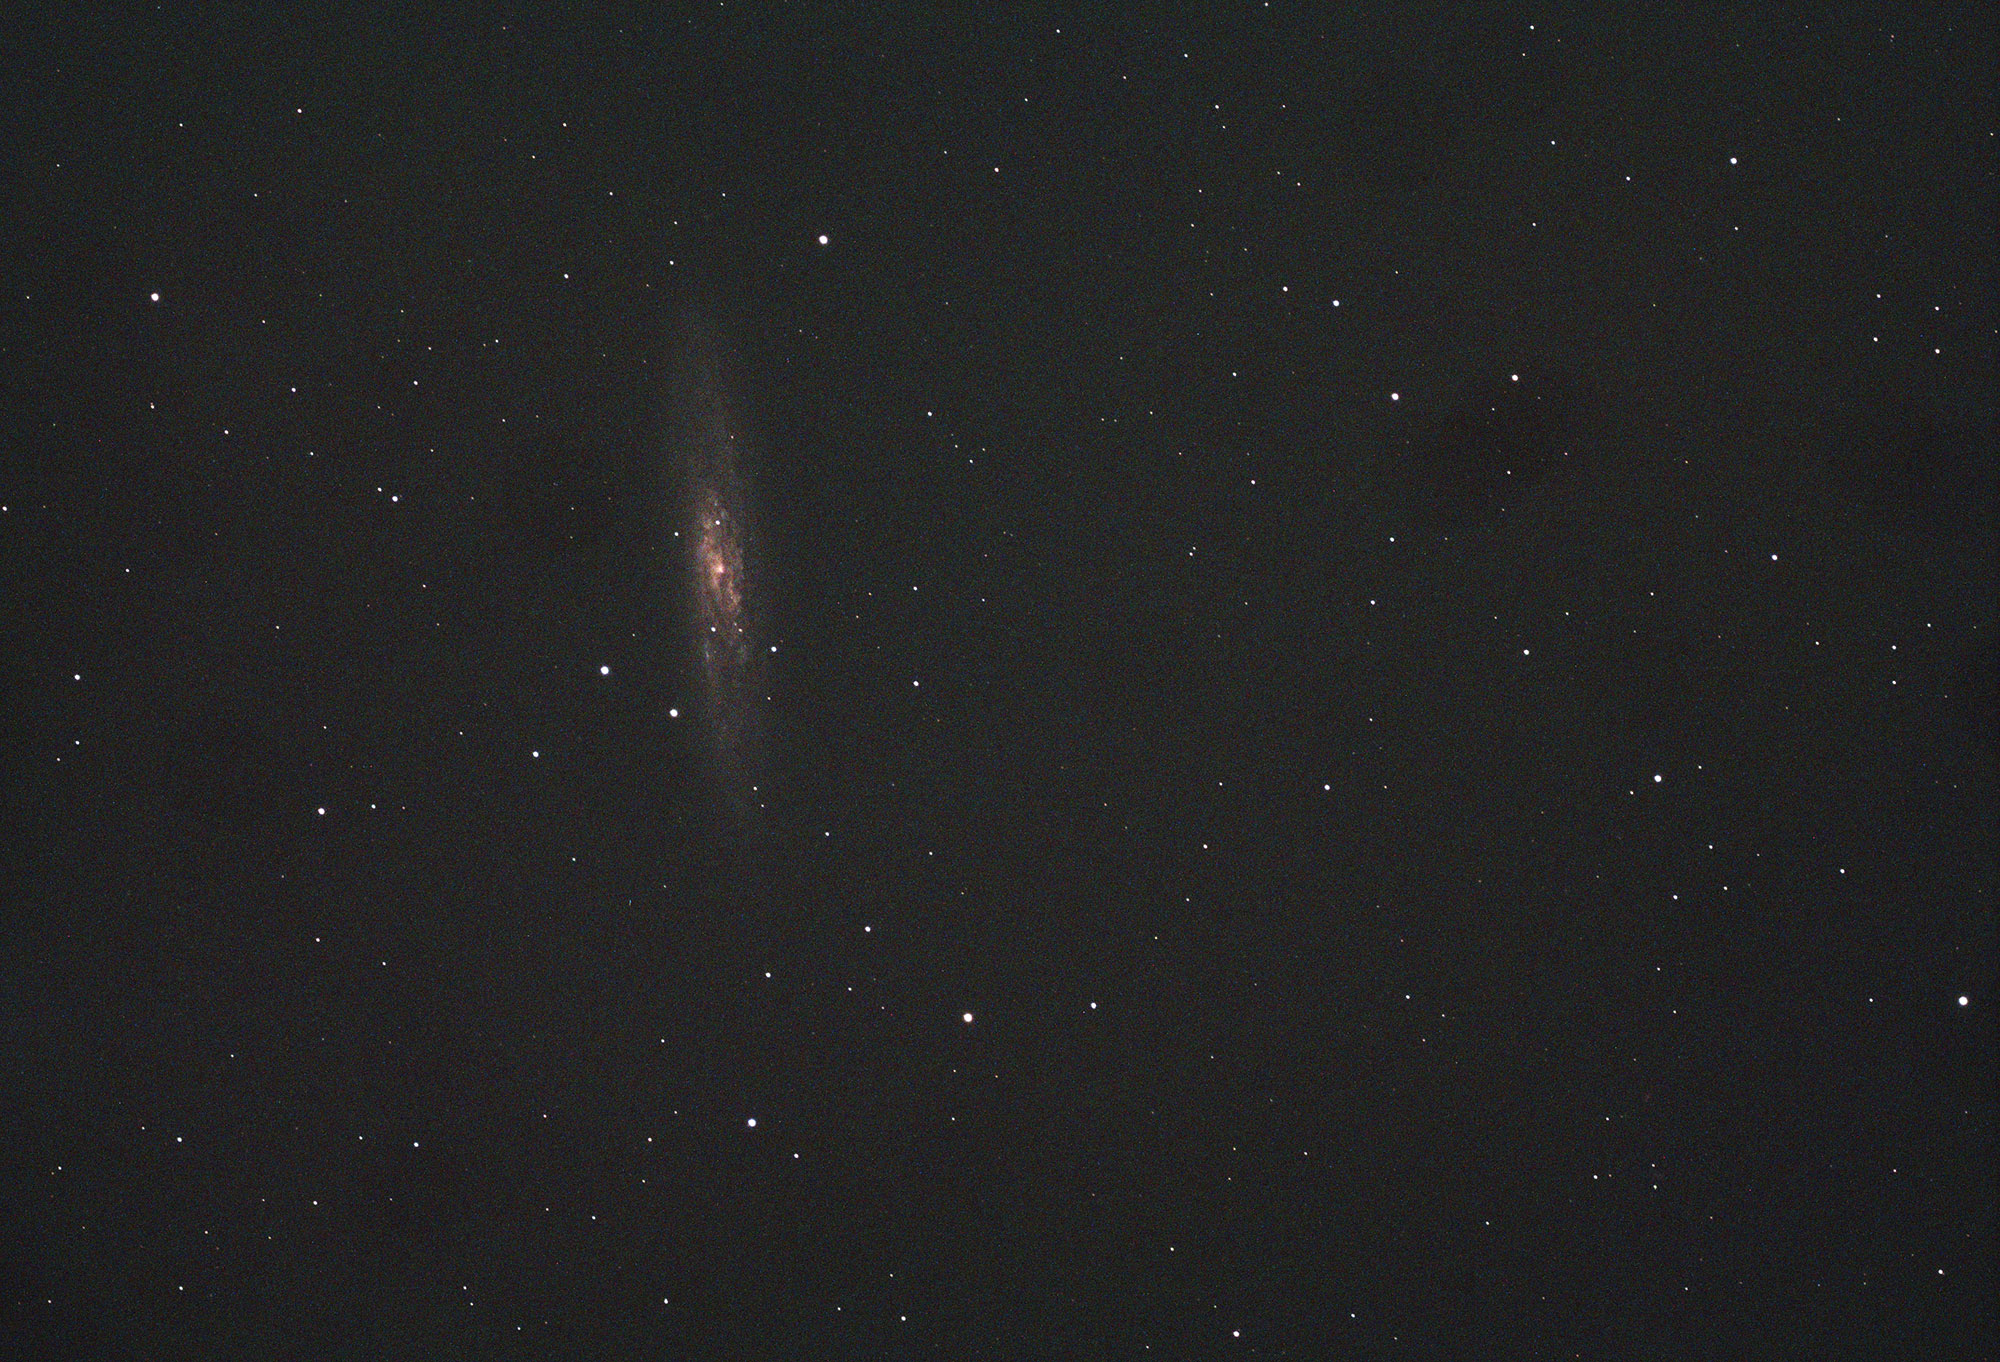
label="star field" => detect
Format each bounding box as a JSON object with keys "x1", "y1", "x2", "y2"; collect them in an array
[{"x1": 1, "y1": 5, "x2": 1993, "y2": 1357}]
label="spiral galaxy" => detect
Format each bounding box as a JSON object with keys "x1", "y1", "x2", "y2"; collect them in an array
[{"x1": 675, "y1": 319, "x2": 764, "y2": 821}]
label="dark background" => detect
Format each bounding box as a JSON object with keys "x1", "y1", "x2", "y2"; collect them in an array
[{"x1": 3, "y1": 4, "x2": 1993, "y2": 1356}]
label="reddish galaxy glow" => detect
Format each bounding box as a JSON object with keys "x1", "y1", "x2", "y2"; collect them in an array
[{"x1": 677, "y1": 320, "x2": 764, "y2": 820}]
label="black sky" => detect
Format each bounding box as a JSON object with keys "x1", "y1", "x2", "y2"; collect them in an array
[{"x1": 3, "y1": 4, "x2": 1994, "y2": 1356}]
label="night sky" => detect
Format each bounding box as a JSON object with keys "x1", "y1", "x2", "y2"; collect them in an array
[{"x1": 4, "y1": 6, "x2": 1995, "y2": 1357}]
